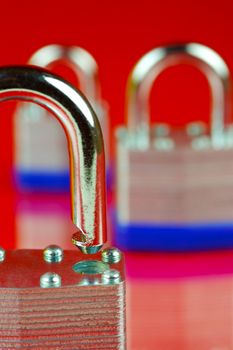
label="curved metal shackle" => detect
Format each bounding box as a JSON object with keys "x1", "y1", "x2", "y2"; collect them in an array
[
  {"x1": 127, "y1": 43, "x2": 231, "y2": 148},
  {"x1": 1, "y1": 66, "x2": 107, "y2": 254},
  {"x1": 29, "y1": 44, "x2": 101, "y2": 104}
]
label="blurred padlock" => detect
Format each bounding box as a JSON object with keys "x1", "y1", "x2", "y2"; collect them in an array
[
  {"x1": 0, "y1": 66, "x2": 126, "y2": 349},
  {"x1": 14, "y1": 44, "x2": 109, "y2": 191},
  {"x1": 115, "y1": 42, "x2": 233, "y2": 251}
]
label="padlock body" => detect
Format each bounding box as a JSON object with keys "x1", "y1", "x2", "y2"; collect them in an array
[
  {"x1": 0, "y1": 249, "x2": 126, "y2": 349},
  {"x1": 115, "y1": 128, "x2": 233, "y2": 251}
]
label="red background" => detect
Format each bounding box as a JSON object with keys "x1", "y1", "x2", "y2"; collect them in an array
[
  {"x1": 1, "y1": 0, "x2": 233, "y2": 178},
  {"x1": 1, "y1": 4, "x2": 233, "y2": 347},
  {"x1": 0, "y1": 0, "x2": 233, "y2": 246}
]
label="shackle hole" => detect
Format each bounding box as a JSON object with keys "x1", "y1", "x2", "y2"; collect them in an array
[{"x1": 73, "y1": 260, "x2": 109, "y2": 275}]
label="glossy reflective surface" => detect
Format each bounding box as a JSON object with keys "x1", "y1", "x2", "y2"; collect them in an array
[
  {"x1": 0, "y1": 66, "x2": 107, "y2": 253},
  {"x1": 0, "y1": 250, "x2": 125, "y2": 349}
]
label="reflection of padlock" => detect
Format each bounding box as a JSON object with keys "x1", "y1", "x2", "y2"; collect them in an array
[
  {"x1": 115, "y1": 43, "x2": 233, "y2": 251},
  {"x1": 0, "y1": 66, "x2": 125, "y2": 348},
  {"x1": 126, "y1": 251, "x2": 233, "y2": 349},
  {"x1": 14, "y1": 44, "x2": 109, "y2": 191},
  {"x1": 15, "y1": 193, "x2": 75, "y2": 250}
]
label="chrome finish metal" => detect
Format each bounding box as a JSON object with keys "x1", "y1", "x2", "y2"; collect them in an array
[
  {"x1": 153, "y1": 123, "x2": 170, "y2": 137},
  {"x1": 44, "y1": 245, "x2": 64, "y2": 263},
  {"x1": 0, "y1": 66, "x2": 107, "y2": 253},
  {"x1": 40, "y1": 272, "x2": 62, "y2": 288},
  {"x1": 0, "y1": 248, "x2": 5, "y2": 262},
  {"x1": 153, "y1": 137, "x2": 175, "y2": 151},
  {"x1": 0, "y1": 250, "x2": 125, "y2": 288},
  {"x1": 102, "y1": 269, "x2": 121, "y2": 285},
  {"x1": 127, "y1": 43, "x2": 231, "y2": 148},
  {"x1": 186, "y1": 121, "x2": 207, "y2": 137},
  {"x1": 102, "y1": 247, "x2": 122, "y2": 264},
  {"x1": 72, "y1": 231, "x2": 104, "y2": 253},
  {"x1": 0, "y1": 250, "x2": 126, "y2": 348}
]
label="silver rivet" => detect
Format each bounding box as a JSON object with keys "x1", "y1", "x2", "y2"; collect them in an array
[
  {"x1": 186, "y1": 122, "x2": 206, "y2": 137},
  {"x1": 102, "y1": 248, "x2": 122, "y2": 264},
  {"x1": 44, "y1": 245, "x2": 63, "y2": 263},
  {"x1": 102, "y1": 269, "x2": 121, "y2": 285},
  {"x1": 154, "y1": 137, "x2": 174, "y2": 151},
  {"x1": 0, "y1": 247, "x2": 5, "y2": 262},
  {"x1": 191, "y1": 136, "x2": 211, "y2": 150},
  {"x1": 40, "y1": 272, "x2": 61, "y2": 288},
  {"x1": 153, "y1": 124, "x2": 170, "y2": 137}
]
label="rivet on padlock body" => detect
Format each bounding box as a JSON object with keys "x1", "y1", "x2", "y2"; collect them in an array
[
  {"x1": 115, "y1": 43, "x2": 233, "y2": 252},
  {"x1": 14, "y1": 44, "x2": 109, "y2": 192},
  {"x1": 0, "y1": 66, "x2": 126, "y2": 348}
]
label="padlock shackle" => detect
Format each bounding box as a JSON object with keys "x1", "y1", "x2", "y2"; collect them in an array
[
  {"x1": 126, "y1": 43, "x2": 231, "y2": 148},
  {"x1": 0, "y1": 66, "x2": 107, "y2": 254},
  {"x1": 29, "y1": 44, "x2": 101, "y2": 105}
]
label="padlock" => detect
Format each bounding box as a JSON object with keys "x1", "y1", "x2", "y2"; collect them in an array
[
  {"x1": 115, "y1": 42, "x2": 233, "y2": 251},
  {"x1": 0, "y1": 66, "x2": 126, "y2": 349},
  {"x1": 14, "y1": 44, "x2": 109, "y2": 191}
]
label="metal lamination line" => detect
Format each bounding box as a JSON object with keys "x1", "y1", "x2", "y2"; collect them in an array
[
  {"x1": 0, "y1": 284, "x2": 126, "y2": 348},
  {"x1": 0, "y1": 66, "x2": 107, "y2": 253},
  {"x1": 127, "y1": 43, "x2": 231, "y2": 149}
]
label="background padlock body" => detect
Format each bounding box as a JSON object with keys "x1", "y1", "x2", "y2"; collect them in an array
[
  {"x1": 114, "y1": 43, "x2": 233, "y2": 251},
  {"x1": 14, "y1": 105, "x2": 70, "y2": 191},
  {"x1": 0, "y1": 249, "x2": 126, "y2": 349},
  {"x1": 114, "y1": 129, "x2": 233, "y2": 251},
  {"x1": 14, "y1": 101, "x2": 109, "y2": 192}
]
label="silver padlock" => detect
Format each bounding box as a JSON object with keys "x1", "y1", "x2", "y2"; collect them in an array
[
  {"x1": 0, "y1": 66, "x2": 126, "y2": 349},
  {"x1": 115, "y1": 42, "x2": 233, "y2": 251},
  {"x1": 14, "y1": 44, "x2": 109, "y2": 191}
]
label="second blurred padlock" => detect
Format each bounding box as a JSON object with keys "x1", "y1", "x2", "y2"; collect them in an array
[
  {"x1": 14, "y1": 44, "x2": 109, "y2": 191},
  {"x1": 115, "y1": 42, "x2": 233, "y2": 251}
]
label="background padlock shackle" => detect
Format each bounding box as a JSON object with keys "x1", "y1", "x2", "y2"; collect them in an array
[
  {"x1": 29, "y1": 44, "x2": 101, "y2": 105},
  {"x1": 126, "y1": 43, "x2": 232, "y2": 148},
  {"x1": 0, "y1": 66, "x2": 107, "y2": 254}
]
